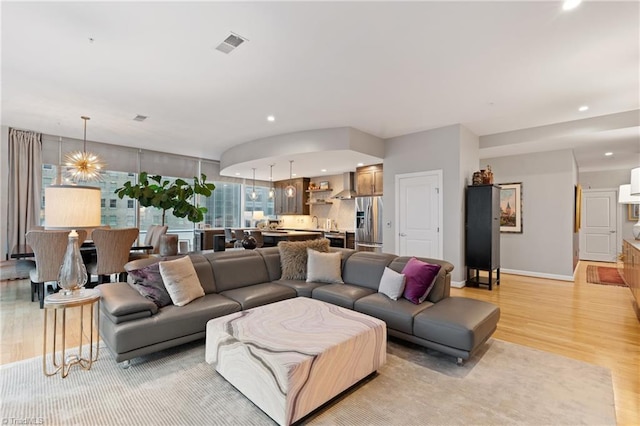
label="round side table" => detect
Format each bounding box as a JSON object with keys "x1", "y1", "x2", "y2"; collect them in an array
[{"x1": 43, "y1": 288, "x2": 100, "y2": 378}]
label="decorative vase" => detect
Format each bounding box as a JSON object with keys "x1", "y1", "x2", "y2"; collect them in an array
[
  {"x1": 57, "y1": 230, "x2": 88, "y2": 295},
  {"x1": 159, "y1": 234, "x2": 179, "y2": 256},
  {"x1": 241, "y1": 236, "x2": 257, "y2": 250}
]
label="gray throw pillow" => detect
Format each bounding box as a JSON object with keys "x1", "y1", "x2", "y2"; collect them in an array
[
  {"x1": 127, "y1": 263, "x2": 173, "y2": 308},
  {"x1": 278, "y1": 238, "x2": 330, "y2": 280}
]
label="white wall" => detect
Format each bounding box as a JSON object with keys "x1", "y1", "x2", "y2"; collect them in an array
[
  {"x1": 482, "y1": 149, "x2": 577, "y2": 280},
  {"x1": 383, "y1": 124, "x2": 479, "y2": 283}
]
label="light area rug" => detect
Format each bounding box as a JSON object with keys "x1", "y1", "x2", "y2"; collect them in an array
[{"x1": 0, "y1": 338, "x2": 615, "y2": 426}]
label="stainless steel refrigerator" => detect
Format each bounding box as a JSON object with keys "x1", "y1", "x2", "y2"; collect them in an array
[{"x1": 355, "y1": 196, "x2": 383, "y2": 252}]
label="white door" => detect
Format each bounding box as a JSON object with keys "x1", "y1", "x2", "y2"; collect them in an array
[
  {"x1": 396, "y1": 170, "x2": 443, "y2": 259},
  {"x1": 579, "y1": 190, "x2": 617, "y2": 262}
]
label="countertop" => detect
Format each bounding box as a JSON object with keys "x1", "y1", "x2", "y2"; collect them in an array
[{"x1": 625, "y1": 239, "x2": 640, "y2": 251}]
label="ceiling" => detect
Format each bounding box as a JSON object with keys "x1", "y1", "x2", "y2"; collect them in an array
[{"x1": 2, "y1": 1, "x2": 638, "y2": 181}]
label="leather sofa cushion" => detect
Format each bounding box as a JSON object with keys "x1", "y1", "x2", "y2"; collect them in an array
[
  {"x1": 205, "y1": 250, "x2": 270, "y2": 292},
  {"x1": 257, "y1": 247, "x2": 282, "y2": 281},
  {"x1": 413, "y1": 297, "x2": 500, "y2": 352},
  {"x1": 354, "y1": 293, "x2": 433, "y2": 334},
  {"x1": 106, "y1": 293, "x2": 241, "y2": 353},
  {"x1": 275, "y1": 279, "x2": 327, "y2": 298},
  {"x1": 98, "y1": 282, "x2": 158, "y2": 318},
  {"x1": 342, "y1": 252, "x2": 396, "y2": 290},
  {"x1": 312, "y1": 284, "x2": 375, "y2": 309},
  {"x1": 220, "y1": 282, "x2": 296, "y2": 310}
]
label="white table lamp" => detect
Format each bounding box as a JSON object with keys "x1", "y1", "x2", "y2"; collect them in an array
[
  {"x1": 45, "y1": 185, "x2": 101, "y2": 294},
  {"x1": 618, "y1": 184, "x2": 640, "y2": 240}
]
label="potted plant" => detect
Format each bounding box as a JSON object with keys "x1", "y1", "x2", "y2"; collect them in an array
[{"x1": 115, "y1": 172, "x2": 215, "y2": 254}]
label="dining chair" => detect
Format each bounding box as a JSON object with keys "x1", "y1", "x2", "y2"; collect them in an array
[
  {"x1": 87, "y1": 228, "x2": 139, "y2": 284},
  {"x1": 129, "y1": 224, "x2": 168, "y2": 260},
  {"x1": 249, "y1": 230, "x2": 264, "y2": 248},
  {"x1": 224, "y1": 228, "x2": 236, "y2": 248},
  {"x1": 26, "y1": 229, "x2": 88, "y2": 308}
]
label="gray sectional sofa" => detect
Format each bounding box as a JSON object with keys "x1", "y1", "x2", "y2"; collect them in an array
[{"x1": 97, "y1": 246, "x2": 500, "y2": 366}]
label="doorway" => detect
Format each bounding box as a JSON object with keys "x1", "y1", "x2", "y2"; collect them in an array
[
  {"x1": 395, "y1": 170, "x2": 443, "y2": 259},
  {"x1": 579, "y1": 189, "x2": 618, "y2": 262}
]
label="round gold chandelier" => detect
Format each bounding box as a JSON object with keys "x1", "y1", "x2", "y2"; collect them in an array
[{"x1": 64, "y1": 116, "x2": 105, "y2": 182}]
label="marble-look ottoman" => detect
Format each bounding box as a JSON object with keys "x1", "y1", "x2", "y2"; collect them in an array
[{"x1": 205, "y1": 297, "x2": 387, "y2": 426}]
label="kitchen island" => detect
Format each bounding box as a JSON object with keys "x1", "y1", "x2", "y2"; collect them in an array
[{"x1": 262, "y1": 230, "x2": 323, "y2": 247}]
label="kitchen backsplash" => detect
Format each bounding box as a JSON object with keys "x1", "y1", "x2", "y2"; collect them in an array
[{"x1": 279, "y1": 173, "x2": 356, "y2": 231}]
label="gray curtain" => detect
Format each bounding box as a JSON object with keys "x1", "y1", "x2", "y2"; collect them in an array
[{"x1": 8, "y1": 128, "x2": 42, "y2": 253}]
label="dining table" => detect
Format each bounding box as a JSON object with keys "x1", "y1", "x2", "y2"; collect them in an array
[{"x1": 11, "y1": 242, "x2": 153, "y2": 259}]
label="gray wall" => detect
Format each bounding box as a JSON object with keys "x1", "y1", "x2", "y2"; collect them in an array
[
  {"x1": 580, "y1": 168, "x2": 635, "y2": 245},
  {"x1": 383, "y1": 124, "x2": 479, "y2": 283},
  {"x1": 482, "y1": 149, "x2": 577, "y2": 279}
]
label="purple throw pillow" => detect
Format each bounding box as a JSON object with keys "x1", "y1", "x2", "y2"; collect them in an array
[
  {"x1": 127, "y1": 263, "x2": 173, "y2": 308},
  {"x1": 401, "y1": 257, "x2": 442, "y2": 304}
]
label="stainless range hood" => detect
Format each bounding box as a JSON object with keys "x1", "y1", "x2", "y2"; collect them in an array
[{"x1": 332, "y1": 172, "x2": 357, "y2": 199}]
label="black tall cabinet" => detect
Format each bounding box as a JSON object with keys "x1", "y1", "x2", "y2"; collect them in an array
[{"x1": 465, "y1": 184, "x2": 500, "y2": 290}]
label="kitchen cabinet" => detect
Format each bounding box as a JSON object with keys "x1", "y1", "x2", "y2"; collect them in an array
[
  {"x1": 356, "y1": 163, "x2": 383, "y2": 196},
  {"x1": 465, "y1": 184, "x2": 500, "y2": 290},
  {"x1": 623, "y1": 240, "x2": 640, "y2": 321},
  {"x1": 275, "y1": 178, "x2": 310, "y2": 215}
]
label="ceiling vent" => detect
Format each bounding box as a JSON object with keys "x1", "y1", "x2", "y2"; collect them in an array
[
  {"x1": 133, "y1": 115, "x2": 147, "y2": 122},
  {"x1": 215, "y1": 33, "x2": 248, "y2": 54}
]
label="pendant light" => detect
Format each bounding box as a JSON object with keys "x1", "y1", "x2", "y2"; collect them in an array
[
  {"x1": 285, "y1": 160, "x2": 296, "y2": 198},
  {"x1": 268, "y1": 164, "x2": 275, "y2": 199},
  {"x1": 250, "y1": 168, "x2": 258, "y2": 200},
  {"x1": 64, "y1": 116, "x2": 105, "y2": 182}
]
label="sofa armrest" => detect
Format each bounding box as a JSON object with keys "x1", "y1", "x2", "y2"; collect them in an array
[{"x1": 97, "y1": 282, "x2": 158, "y2": 323}]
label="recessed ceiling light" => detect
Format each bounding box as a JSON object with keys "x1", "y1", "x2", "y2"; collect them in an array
[
  {"x1": 604, "y1": 152, "x2": 613, "y2": 156},
  {"x1": 321, "y1": 169, "x2": 327, "y2": 172},
  {"x1": 292, "y1": 173, "x2": 297, "y2": 177},
  {"x1": 578, "y1": 105, "x2": 589, "y2": 112},
  {"x1": 357, "y1": 162, "x2": 364, "y2": 167},
  {"x1": 562, "y1": 0, "x2": 582, "y2": 11},
  {"x1": 235, "y1": 172, "x2": 241, "y2": 176},
  {"x1": 267, "y1": 115, "x2": 275, "y2": 122}
]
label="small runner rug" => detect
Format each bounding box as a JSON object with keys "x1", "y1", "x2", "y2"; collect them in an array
[{"x1": 586, "y1": 265, "x2": 627, "y2": 287}]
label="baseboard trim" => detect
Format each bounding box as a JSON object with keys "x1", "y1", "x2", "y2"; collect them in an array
[
  {"x1": 501, "y1": 268, "x2": 574, "y2": 282},
  {"x1": 450, "y1": 280, "x2": 466, "y2": 288}
]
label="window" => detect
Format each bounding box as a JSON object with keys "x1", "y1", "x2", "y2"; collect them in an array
[
  {"x1": 244, "y1": 185, "x2": 275, "y2": 226},
  {"x1": 127, "y1": 199, "x2": 134, "y2": 209},
  {"x1": 40, "y1": 165, "x2": 137, "y2": 228},
  {"x1": 200, "y1": 181, "x2": 242, "y2": 228}
]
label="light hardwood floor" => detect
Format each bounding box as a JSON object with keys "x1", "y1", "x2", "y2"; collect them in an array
[{"x1": 1, "y1": 260, "x2": 638, "y2": 425}]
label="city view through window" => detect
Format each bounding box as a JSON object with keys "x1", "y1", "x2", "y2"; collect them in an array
[{"x1": 42, "y1": 165, "x2": 275, "y2": 245}]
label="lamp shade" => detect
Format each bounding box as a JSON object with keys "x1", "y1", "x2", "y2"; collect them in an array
[
  {"x1": 253, "y1": 210, "x2": 265, "y2": 220},
  {"x1": 618, "y1": 184, "x2": 640, "y2": 204},
  {"x1": 631, "y1": 167, "x2": 640, "y2": 196},
  {"x1": 45, "y1": 185, "x2": 101, "y2": 229}
]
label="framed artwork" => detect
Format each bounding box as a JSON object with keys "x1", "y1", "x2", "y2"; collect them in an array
[
  {"x1": 629, "y1": 204, "x2": 639, "y2": 221},
  {"x1": 574, "y1": 184, "x2": 582, "y2": 233},
  {"x1": 499, "y1": 183, "x2": 523, "y2": 233},
  {"x1": 319, "y1": 181, "x2": 330, "y2": 190}
]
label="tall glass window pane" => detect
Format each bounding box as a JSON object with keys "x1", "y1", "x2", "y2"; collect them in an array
[{"x1": 200, "y1": 181, "x2": 242, "y2": 228}]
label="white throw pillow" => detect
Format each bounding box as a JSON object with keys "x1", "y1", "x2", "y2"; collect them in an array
[
  {"x1": 378, "y1": 267, "x2": 406, "y2": 300},
  {"x1": 158, "y1": 256, "x2": 205, "y2": 306},
  {"x1": 306, "y1": 248, "x2": 344, "y2": 284}
]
